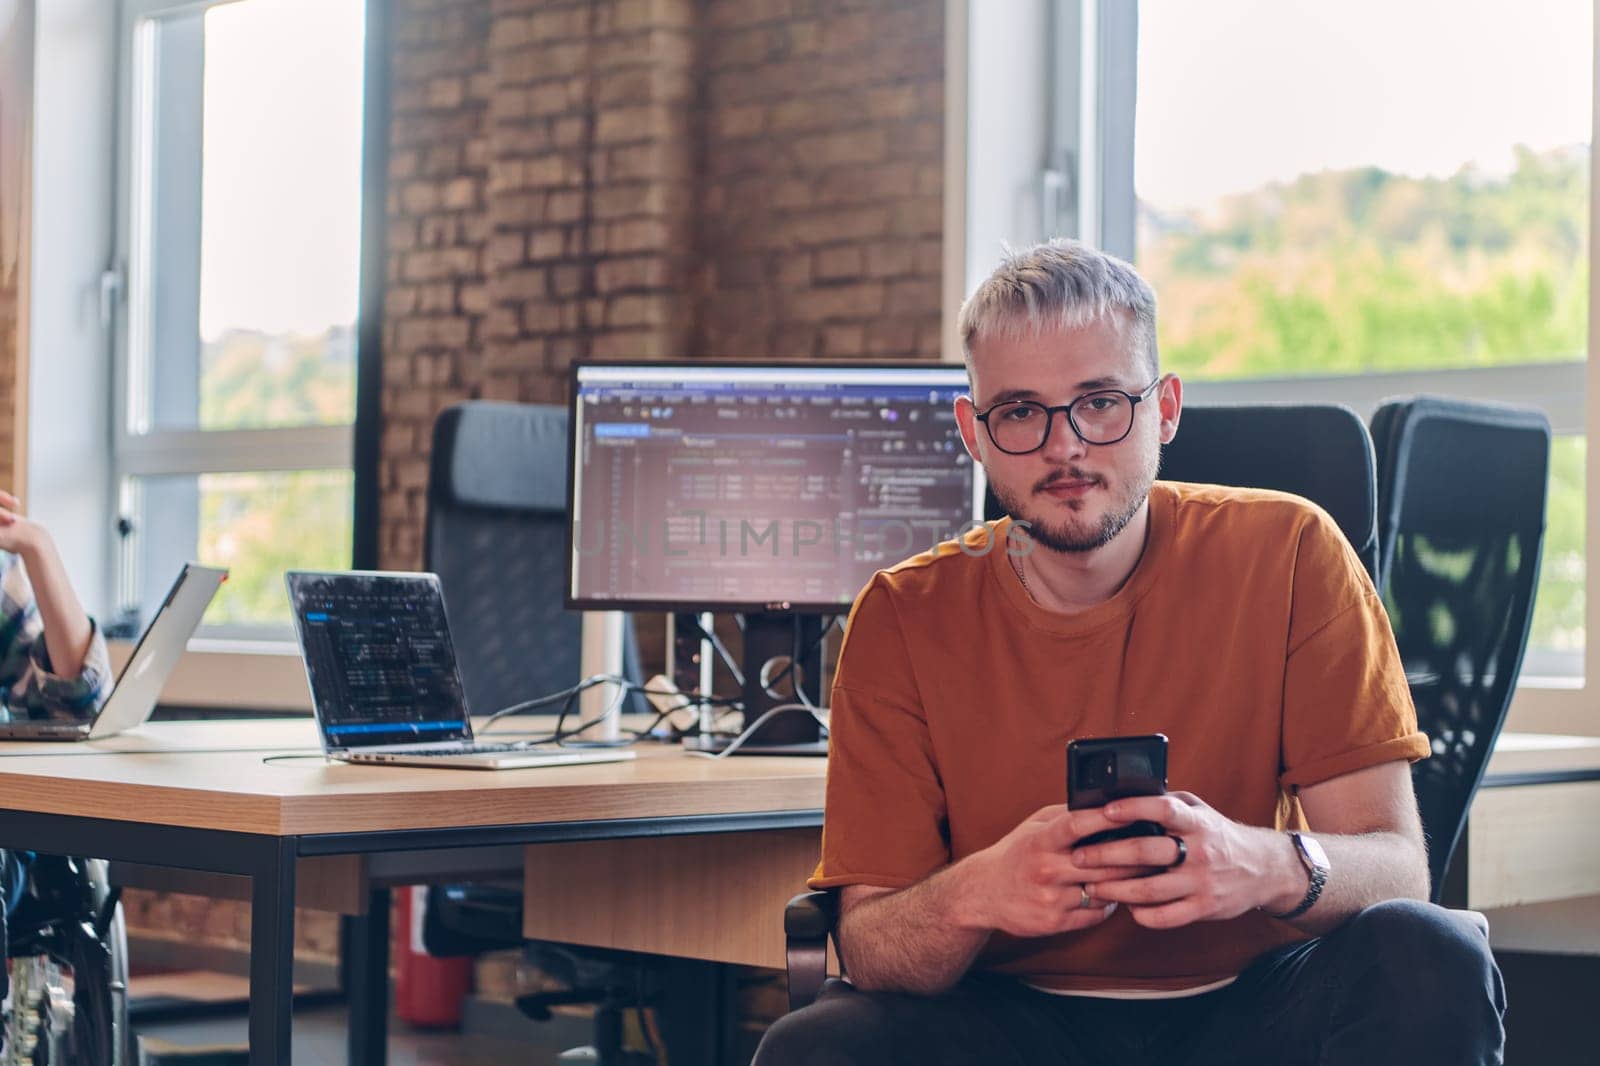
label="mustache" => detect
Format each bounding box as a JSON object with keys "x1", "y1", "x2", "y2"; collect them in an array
[{"x1": 1034, "y1": 468, "x2": 1102, "y2": 493}]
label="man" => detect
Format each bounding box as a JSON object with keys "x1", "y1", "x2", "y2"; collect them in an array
[
  {"x1": 0, "y1": 489, "x2": 111, "y2": 1000},
  {"x1": 753, "y1": 241, "x2": 1505, "y2": 1065}
]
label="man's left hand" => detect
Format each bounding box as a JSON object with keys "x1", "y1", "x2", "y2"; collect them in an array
[{"x1": 1071, "y1": 791, "x2": 1298, "y2": 929}]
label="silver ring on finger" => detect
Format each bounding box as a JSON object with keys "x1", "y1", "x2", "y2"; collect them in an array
[{"x1": 1077, "y1": 883, "x2": 1094, "y2": 909}]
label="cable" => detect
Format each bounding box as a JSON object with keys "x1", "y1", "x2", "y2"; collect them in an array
[
  {"x1": 680, "y1": 613, "x2": 743, "y2": 688},
  {"x1": 261, "y1": 753, "x2": 331, "y2": 764},
  {"x1": 476, "y1": 677, "x2": 741, "y2": 747},
  {"x1": 685, "y1": 703, "x2": 829, "y2": 759},
  {"x1": 477, "y1": 674, "x2": 627, "y2": 732},
  {"x1": 762, "y1": 615, "x2": 839, "y2": 709}
]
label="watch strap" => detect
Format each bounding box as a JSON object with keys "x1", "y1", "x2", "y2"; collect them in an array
[{"x1": 1270, "y1": 832, "x2": 1327, "y2": 921}]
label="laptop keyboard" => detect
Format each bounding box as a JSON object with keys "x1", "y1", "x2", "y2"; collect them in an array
[{"x1": 362, "y1": 742, "x2": 535, "y2": 758}]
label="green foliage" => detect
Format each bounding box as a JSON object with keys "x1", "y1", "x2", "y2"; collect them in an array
[
  {"x1": 197, "y1": 470, "x2": 354, "y2": 627},
  {"x1": 1536, "y1": 436, "x2": 1586, "y2": 653},
  {"x1": 200, "y1": 326, "x2": 355, "y2": 429},
  {"x1": 194, "y1": 327, "x2": 355, "y2": 627},
  {"x1": 1142, "y1": 146, "x2": 1589, "y2": 378},
  {"x1": 1141, "y1": 145, "x2": 1589, "y2": 655}
]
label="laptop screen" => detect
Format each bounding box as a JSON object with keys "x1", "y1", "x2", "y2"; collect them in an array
[{"x1": 287, "y1": 572, "x2": 472, "y2": 749}]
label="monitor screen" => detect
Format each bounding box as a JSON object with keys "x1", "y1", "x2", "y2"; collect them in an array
[{"x1": 566, "y1": 361, "x2": 984, "y2": 612}]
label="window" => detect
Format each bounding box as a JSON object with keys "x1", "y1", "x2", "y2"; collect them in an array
[
  {"x1": 114, "y1": 0, "x2": 365, "y2": 638},
  {"x1": 1129, "y1": 0, "x2": 1592, "y2": 684},
  {"x1": 960, "y1": 0, "x2": 1596, "y2": 724}
]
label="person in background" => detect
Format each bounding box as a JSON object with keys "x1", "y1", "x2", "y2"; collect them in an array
[{"x1": 0, "y1": 489, "x2": 111, "y2": 1000}]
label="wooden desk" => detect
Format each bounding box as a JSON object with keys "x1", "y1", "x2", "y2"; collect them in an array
[
  {"x1": 2, "y1": 723, "x2": 1595, "y2": 1064},
  {"x1": 0, "y1": 719, "x2": 825, "y2": 1066}
]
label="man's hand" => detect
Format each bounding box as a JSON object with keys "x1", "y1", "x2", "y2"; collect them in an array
[
  {"x1": 954, "y1": 803, "x2": 1164, "y2": 939},
  {"x1": 836, "y1": 803, "x2": 1170, "y2": 994},
  {"x1": 0, "y1": 492, "x2": 46, "y2": 559},
  {"x1": 1071, "y1": 792, "x2": 1300, "y2": 929}
]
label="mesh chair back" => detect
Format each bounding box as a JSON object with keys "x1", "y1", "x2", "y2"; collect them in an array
[
  {"x1": 983, "y1": 404, "x2": 1379, "y2": 578},
  {"x1": 425, "y1": 401, "x2": 644, "y2": 718},
  {"x1": 1372, "y1": 396, "x2": 1550, "y2": 901}
]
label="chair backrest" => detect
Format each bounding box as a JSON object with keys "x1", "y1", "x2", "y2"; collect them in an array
[
  {"x1": 1371, "y1": 396, "x2": 1550, "y2": 902},
  {"x1": 425, "y1": 401, "x2": 646, "y2": 718},
  {"x1": 1158, "y1": 404, "x2": 1381, "y2": 581},
  {"x1": 984, "y1": 404, "x2": 1381, "y2": 579}
]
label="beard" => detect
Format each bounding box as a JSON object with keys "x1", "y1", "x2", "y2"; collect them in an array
[{"x1": 991, "y1": 456, "x2": 1158, "y2": 554}]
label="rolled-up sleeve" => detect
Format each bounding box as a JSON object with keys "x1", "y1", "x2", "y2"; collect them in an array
[
  {"x1": 0, "y1": 554, "x2": 112, "y2": 723},
  {"x1": 1279, "y1": 511, "x2": 1429, "y2": 792},
  {"x1": 18, "y1": 620, "x2": 112, "y2": 722}
]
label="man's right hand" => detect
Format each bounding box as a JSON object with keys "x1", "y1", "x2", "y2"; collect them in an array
[{"x1": 953, "y1": 804, "x2": 1161, "y2": 939}]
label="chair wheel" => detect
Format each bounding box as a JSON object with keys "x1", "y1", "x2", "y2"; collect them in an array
[{"x1": 555, "y1": 1049, "x2": 599, "y2": 1064}]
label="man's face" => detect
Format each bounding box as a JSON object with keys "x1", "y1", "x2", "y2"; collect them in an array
[{"x1": 956, "y1": 314, "x2": 1180, "y2": 554}]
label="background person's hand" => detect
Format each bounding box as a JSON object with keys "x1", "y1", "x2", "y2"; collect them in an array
[
  {"x1": 1070, "y1": 791, "x2": 1293, "y2": 929},
  {"x1": 956, "y1": 803, "x2": 1165, "y2": 939},
  {"x1": 0, "y1": 491, "x2": 46, "y2": 558}
]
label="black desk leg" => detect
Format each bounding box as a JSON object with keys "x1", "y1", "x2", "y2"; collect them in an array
[
  {"x1": 656, "y1": 958, "x2": 742, "y2": 1065},
  {"x1": 249, "y1": 837, "x2": 298, "y2": 1066},
  {"x1": 347, "y1": 887, "x2": 391, "y2": 1066}
]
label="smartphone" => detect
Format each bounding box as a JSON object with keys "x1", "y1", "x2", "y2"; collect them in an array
[{"x1": 1066, "y1": 734, "x2": 1169, "y2": 848}]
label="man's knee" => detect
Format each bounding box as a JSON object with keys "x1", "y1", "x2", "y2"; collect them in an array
[
  {"x1": 752, "y1": 983, "x2": 907, "y2": 1066},
  {"x1": 1343, "y1": 899, "x2": 1505, "y2": 1020}
]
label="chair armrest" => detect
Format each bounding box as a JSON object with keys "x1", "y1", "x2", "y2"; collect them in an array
[{"x1": 784, "y1": 890, "x2": 839, "y2": 1012}]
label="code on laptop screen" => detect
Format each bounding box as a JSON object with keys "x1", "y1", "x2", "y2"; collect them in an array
[{"x1": 288, "y1": 572, "x2": 472, "y2": 749}]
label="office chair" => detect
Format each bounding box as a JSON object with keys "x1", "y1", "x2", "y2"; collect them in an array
[
  {"x1": 980, "y1": 403, "x2": 1380, "y2": 580},
  {"x1": 4, "y1": 855, "x2": 131, "y2": 1065},
  {"x1": 787, "y1": 403, "x2": 1382, "y2": 1011},
  {"x1": 1370, "y1": 396, "x2": 1550, "y2": 904},
  {"x1": 423, "y1": 400, "x2": 650, "y2": 721},
  {"x1": 419, "y1": 401, "x2": 655, "y2": 1063}
]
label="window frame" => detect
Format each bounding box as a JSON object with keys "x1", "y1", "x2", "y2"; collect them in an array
[{"x1": 111, "y1": 0, "x2": 357, "y2": 643}]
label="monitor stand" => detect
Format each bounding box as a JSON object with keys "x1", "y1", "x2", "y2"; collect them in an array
[{"x1": 681, "y1": 612, "x2": 828, "y2": 756}]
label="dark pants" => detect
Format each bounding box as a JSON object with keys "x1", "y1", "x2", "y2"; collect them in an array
[{"x1": 754, "y1": 900, "x2": 1505, "y2": 1066}]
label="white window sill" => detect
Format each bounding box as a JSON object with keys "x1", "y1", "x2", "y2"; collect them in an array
[
  {"x1": 107, "y1": 638, "x2": 312, "y2": 713},
  {"x1": 1505, "y1": 681, "x2": 1596, "y2": 737},
  {"x1": 102, "y1": 639, "x2": 1597, "y2": 732}
]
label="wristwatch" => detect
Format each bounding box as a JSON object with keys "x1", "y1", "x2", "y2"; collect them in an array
[{"x1": 1270, "y1": 831, "x2": 1329, "y2": 921}]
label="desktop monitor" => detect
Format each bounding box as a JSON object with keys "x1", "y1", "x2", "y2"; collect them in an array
[{"x1": 565, "y1": 360, "x2": 984, "y2": 749}]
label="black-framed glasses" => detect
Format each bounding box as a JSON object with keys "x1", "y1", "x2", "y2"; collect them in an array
[{"x1": 974, "y1": 379, "x2": 1162, "y2": 454}]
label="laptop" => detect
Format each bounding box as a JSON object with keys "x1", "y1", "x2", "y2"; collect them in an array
[
  {"x1": 0, "y1": 563, "x2": 228, "y2": 741},
  {"x1": 286, "y1": 570, "x2": 636, "y2": 771}
]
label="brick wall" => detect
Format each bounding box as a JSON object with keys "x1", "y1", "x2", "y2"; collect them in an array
[
  {"x1": 379, "y1": 0, "x2": 946, "y2": 571},
  {"x1": 693, "y1": 0, "x2": 944, "y2": 361},
  {"x1": 122, "y1": 888, "x2": 341, "y2": 975},
  {"x1": 380, "y1": 0, "x2": 494, "y2": 569}
]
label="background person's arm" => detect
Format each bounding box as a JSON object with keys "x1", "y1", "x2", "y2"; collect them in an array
[{"x1": 0, "y1": 493, "x2": 95, "y2": 679}]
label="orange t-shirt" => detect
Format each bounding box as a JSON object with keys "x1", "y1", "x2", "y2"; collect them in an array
[{"x1": 810, "y1": 481, "x2": 1430, "y2": 993}]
